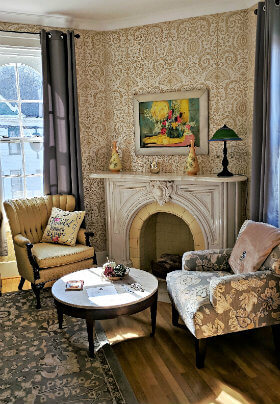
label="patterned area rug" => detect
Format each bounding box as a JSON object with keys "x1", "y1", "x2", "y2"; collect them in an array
[{"x1": 0, "y1": 289, "x2": 138, "y2": 404}]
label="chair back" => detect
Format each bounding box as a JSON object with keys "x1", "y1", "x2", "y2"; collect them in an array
[{"x1": 4, "y1": 195, "x2": 75, "y2": 244}]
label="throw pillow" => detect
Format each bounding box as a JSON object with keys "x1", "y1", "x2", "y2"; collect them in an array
[
  {"x1": 41, "y1": 207, "x2": 85, "y2": 246},
  {"x1": 229, "y1": 221, "x2": 280, "y2": 274}
]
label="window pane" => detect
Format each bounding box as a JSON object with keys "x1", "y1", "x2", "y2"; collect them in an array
[
  {"x1": 0, "y1": 64, "x2": 17, "y2": 100},
  {"x1": 0, "y1": 142, "x2": 23, "y2": 176},
  {"x1": 0, "y1": 102, "x2": 20, "y2": 138},
  {"x1": 26, "y1": 176, "x2": 43, "y2": 198},
  {"x1": 18, "y1": 64, "x2": 42, "y2": 100},
  {"x1": 21, "y1": 102, "x2": 43, "y2": 137},
  {"x1": 21, "y1": 102, "x2": 43, "y2": 117},
  {"x1": 24, "y1": 142, "x2": 43, "y2": 175},
  {"x1": 2, "y1": 176, "x2": 24, "y2": 200}
]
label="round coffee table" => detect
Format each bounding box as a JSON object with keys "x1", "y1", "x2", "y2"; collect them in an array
[{"x1": 51, "y1": 267, "x2": 158, "y2": 357}]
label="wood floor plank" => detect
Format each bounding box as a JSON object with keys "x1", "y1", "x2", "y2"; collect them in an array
[{"x1": 2, "y1": 276, "x2": 31, "y2": 293}]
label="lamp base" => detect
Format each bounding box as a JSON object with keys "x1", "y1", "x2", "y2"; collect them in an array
[
  {"x1": 217, "y1": 140, "x2": 234, "y2": 177},
  {"x1": 217, "y1": 169, "x2": 234, "y2": 177}
]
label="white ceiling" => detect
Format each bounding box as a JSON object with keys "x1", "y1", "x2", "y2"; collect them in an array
[{"x1": 0, "y1": 0, "x2": 257, "y2": 31}]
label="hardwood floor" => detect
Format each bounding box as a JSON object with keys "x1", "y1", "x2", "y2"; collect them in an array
[
  {"x1": 2, "y1": 276, "x2": 31, "y2": 293},
  {"x1": 3, "y1": 277, "x2": 280, "y2": 404}
]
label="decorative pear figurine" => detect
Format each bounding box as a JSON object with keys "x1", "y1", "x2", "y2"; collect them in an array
[
  {"x1": 109, "y1": 141, "x2": 122, "y2": 172},
  {"x1": 185, "y1": 139, "x2": 199, "y2": 176}
]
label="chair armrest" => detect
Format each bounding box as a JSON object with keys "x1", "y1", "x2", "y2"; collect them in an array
[
  {"x1": 77, "y1": 228, "x2": 94, "y2": 247},
  {"x1": 183, "y1": 249, "x2": 233, "y2": 272},
  {"x1": 13, "y1": 234, "x2": 31, "y2": 247},
  {"x1": 209, "y1": 270, "x2": 280, "y2": 314}
]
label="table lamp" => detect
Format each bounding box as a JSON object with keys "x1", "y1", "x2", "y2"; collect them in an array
[{"x1": 209, "y1": 124, "x2": 242, "y2": 177}]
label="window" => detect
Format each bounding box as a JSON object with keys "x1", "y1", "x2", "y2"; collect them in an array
[{"x1": 0, "y1": 32, "x2": 43, "y2": 201}]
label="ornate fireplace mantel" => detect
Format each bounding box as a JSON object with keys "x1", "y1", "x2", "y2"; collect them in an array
[{"x1": 90, "y1": 171, "x2": 247, "y2": 266}]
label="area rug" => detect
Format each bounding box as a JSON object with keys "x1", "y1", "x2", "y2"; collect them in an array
[{"x1": 0, "y1": 289, "x2": 138, "y2": 404}]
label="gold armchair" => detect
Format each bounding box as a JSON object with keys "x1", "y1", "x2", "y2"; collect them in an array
[{"x1": 4, "y1": 195, "x2": 96, "y2": 309}]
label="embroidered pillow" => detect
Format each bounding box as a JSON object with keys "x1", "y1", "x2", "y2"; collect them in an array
[
  {"x1": 41, "y1": 207, "x2": 85, "y2": 246},
  {"x1": 229, "y1": 221, "x2": 280, "y2": 274}
]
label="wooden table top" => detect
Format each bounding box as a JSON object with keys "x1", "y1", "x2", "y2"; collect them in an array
[{"x1": 52, "y1": 267, "x2": 158, "y2": 310}]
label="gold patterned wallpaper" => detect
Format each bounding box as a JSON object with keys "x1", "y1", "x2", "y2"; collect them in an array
[{"x1": 0, "y1": 7, "x2": 257, "y2": 253}]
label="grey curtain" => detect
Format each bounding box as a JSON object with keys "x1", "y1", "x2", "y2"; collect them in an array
[
  {"x1": 250, "y1": 0, "x2": 280, "y2": 227},
  {"x1": 0, "y1": 159, "x2": 7, "y2": 256},
  {"x1": 41, "y1": 30, "x2": 84, "y2": 210}
]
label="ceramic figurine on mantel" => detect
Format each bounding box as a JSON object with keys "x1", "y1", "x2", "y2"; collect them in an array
[
  {"x1": 185, "y1": 139, "x2": 199, "y2": 175},
  {"x1": 150, "y1": 161, "x2": 160, "y2": 174},
  {"x1": 109, "y1": 141, "x2": 122, "y2": 172}
]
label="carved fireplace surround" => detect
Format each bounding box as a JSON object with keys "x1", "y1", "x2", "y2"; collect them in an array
[{"x1": 90, "y1": 172, "x2": 247, "y2": 267}]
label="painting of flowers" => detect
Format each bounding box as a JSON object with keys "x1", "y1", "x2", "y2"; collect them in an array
[{"x1": 134, "y1": 90, "x2": 208, "y2": 155}]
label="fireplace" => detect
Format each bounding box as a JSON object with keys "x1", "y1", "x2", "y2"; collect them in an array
[
  {"x1": 139, "y1": 212, "x2": 194, "y2": 272},
  {"x1": 90, "y1": 172, "x2": 247, "y2": 267},
  {"x1": 129, "y1": 201, "x2": 204, "y2": 269}
]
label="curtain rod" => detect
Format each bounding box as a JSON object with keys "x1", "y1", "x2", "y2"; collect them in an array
[
  {"x1": 255, "y1": 0, "x2": 279, "y2": 14},
  {"x1": 0, "y1": 29, "x2": 80, "y2": 38}
]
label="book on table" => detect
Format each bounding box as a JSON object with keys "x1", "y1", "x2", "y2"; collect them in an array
[{"x1": 65, "y1": 280, "x2": 84, "y2": 291}]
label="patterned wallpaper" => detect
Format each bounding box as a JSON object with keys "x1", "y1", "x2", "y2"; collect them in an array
[
  {"x1": 0, "y1": 7, "x2": 257, "y2": 253},
  {"x1": 75, "y1": 8, "x2": 257, "y2": 251}
]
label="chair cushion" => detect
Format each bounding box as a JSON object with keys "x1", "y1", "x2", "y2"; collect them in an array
[
  {"x1": 41, "y1": 207, "x2": 85, "y2": 246},
  {"x1": 32, "y1": 242, "x2": 94, "y2": 269},
  {"x1": 166, "y1": 270, "x2": 229, "y2": 337},
  {"x1": 229, "y1": 221, "x2": 280, "y2": 274}
]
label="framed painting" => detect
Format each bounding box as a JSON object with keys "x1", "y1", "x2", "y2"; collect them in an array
[{"x1": 134, "y1": 89, "x2": 208, "y2": 155}]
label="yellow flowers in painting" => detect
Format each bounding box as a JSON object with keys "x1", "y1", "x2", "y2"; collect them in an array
[{"x1": 150, "y1": 101, "x2": 169, "y2": 121}]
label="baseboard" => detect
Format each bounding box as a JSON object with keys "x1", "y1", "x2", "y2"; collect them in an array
[{"x1": 0, "y1": 261, "x2": 19, "y2": 278}]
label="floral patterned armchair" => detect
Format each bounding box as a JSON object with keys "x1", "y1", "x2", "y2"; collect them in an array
[{"x1": 166, "y1": 225, "x2": 280, "y2": 369}]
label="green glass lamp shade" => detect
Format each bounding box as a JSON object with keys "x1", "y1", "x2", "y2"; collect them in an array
[
  {"x1": 209, "y1": 124, "x2": 242, "y2": 142},
  {"x1": 209, "y1": 125, "x2": 242, "y2": 177}
]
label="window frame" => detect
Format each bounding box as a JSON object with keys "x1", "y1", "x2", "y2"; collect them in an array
[{"x1": 0, "y1": 32, "x2": 43, "y2": 201}]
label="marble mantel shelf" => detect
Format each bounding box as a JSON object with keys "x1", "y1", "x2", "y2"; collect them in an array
[{"x1": 89, "y1": 171, "x2": 247, "y2": 183}]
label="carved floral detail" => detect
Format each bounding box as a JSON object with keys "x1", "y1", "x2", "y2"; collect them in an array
[{"x1": 149, "y1": 181, "x2": 174, "y2": 206}]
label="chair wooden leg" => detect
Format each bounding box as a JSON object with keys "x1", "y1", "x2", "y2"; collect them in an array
[
  {"x1": 31, "y1": 283, "x2": 42, "y2": 309},
  {"x1": 272, "y1": 324, "x2": 280, "y2": 368},
  {"x1": 195, "y1": 338, "x2": 207, "y2": 369},
  {"x1": 18, "y1": 277, "x2": 25, "y2": 290},
  {"x1": 172, "y1": 303, "x2": 179, "y2": 327},
  {"x1": 93, "y1": 252, "x2": 97, "y2": 265}
]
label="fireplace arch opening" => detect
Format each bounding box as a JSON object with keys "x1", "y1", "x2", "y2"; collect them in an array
[
  {"x1": 140, "y1": 212, "x2": 194, "y2": 274},
  {"x1": 129, "y1": 201, "x2": 205, "y2": 271}
]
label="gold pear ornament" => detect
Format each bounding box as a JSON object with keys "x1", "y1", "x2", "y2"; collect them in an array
[
  {"x1": 109, "y1": 141, "x2": 122, "y2": 172},
  {"x1": 185, "y1": 140, "x2": 199, "y2": 175}
]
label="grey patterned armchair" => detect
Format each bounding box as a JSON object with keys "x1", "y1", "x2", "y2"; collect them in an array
[{"x1": 167, "y1": 225, "x2": 280, "y2": 369}]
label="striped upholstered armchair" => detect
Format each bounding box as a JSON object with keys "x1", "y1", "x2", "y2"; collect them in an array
[{"x1": 4, "y1": 195, "x2": 96, "y2": 309}]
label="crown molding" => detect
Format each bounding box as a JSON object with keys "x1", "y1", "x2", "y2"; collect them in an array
[
  {"x1": 0, "y1": 10, "x2": 73, "y2": 29},
  {"x1": 72, "y1": 0, "x2": 257, "y2": 31},
  {"x1": 0, "y1": 0, "x2": 257, "y2": 32}
]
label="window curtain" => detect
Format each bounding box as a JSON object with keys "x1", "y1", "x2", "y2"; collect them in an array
[
  {"x1": 0, "y1": 159, "x2": 7, "y2": 256},
  {"x1": 250, "y1": 1, "x2": 280, "y2": 227},
  {"x1": 41, "y1": 30, "x2": 84, "y2": 210}
]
